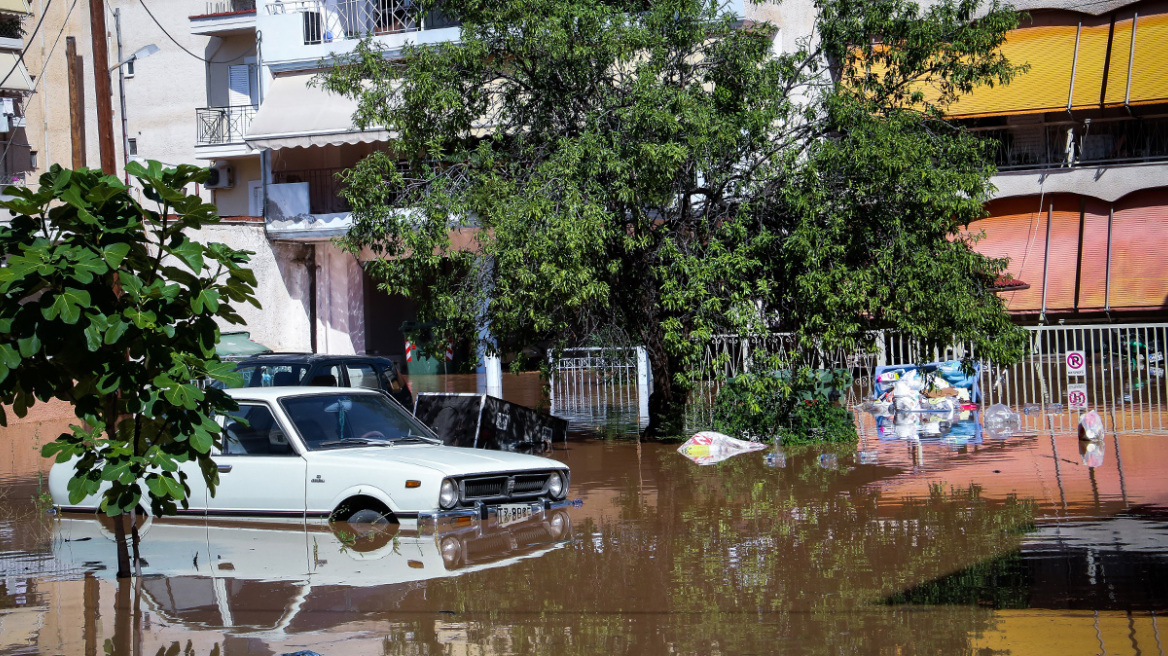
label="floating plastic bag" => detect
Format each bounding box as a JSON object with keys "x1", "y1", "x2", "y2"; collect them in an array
[
  {"x1": 1078, "y1": 410, "x2": 1105, "y2": 442},
  {"x1": 1079, "y1": 437, "x2": 1105, "y2": 467},
  {"x1": 677, "y1": 431, "x2": 767, "y2": 466},
  {"x1": 983, "y1": 403, "x2": 1021, "y2": 440}
]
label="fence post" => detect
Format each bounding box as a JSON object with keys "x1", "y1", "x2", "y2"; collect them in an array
[
  {"x1": 635, "y1": 346, "x2": 651, "y2": 424},
  {"x1": 485, "y1": 353, "x2": 502, "y2": 397},
  {"x1": 875, "y1": 330, "x2": 887, "y2": 369}
]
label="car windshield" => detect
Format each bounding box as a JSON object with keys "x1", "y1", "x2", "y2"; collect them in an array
[
  {"x1": 281, "y1": 393, "x2": 440, "y2": 450},
  {"x1": 234, "y1": 364, "x2": 310, "y2": 388}
]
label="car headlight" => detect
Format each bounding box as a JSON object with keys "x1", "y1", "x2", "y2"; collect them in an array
[
  {"x1": 439, "y1": 479, "x2": 458, "y2": 509},
  {"x1": 547, "y1": 471, "x2": 567, "y2": 499}
]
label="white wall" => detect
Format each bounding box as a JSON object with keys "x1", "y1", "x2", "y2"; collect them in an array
[{"x1": 315, "y1": 241, "x2": 366, "y2": 355}]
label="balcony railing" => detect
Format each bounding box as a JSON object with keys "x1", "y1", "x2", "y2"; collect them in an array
[
  {"x1": 974, "y1": 116, "x2": 1168, "y2": 172},
  {"x1": 267, "y1": 0, "x2": 458, "y2": 45},
  {"x1": 273, "y1": 167, "x2": 349, "y2": 214},
  {"x1": 201, "y1": 0, "x2": 256, "y2": 14},
  {"x1": 196, "y1": 105, "x2": 258, "y2": 146}
]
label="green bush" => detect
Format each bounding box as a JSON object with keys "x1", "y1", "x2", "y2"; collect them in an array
[{"x1": 712, "y1": 369, "x2": 858, "y2": 445}]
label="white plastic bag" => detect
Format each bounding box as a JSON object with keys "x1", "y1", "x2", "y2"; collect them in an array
[
  {"x1": 983, "y1": 403, "x2": 1021, "y2": 439},
  {"x1": 1078, "y1": 410, "x2": 1105, "y2": 442},
  {"x1": 677, "y1": 431, "x2": 767, "y2": 466}
]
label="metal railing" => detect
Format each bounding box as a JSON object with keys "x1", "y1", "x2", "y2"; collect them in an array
[
  {"x1": 201, "y1": 0, "x2": 256, "y2": 14},
  {"x1": 267, "y1": 0, "x2": 459, "y2": 45},
  {"x1": 272, "y1": 167, "x2": 348, "y2": 214},
  {"x1": 548, "y1": 347, "x2": 649, "y2": 433},
  {"x1": 684, "y1": 323, "x2": 1168, "y2": 434},
  {"x1": 196, "y1": 105, "x2": 258, "y2": 146},
  {"x1": 973, "y1": 116, "x2": 1168, "y2": 171}
]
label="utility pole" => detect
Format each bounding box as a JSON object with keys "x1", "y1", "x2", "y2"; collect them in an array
[
  {"x1": 66, "y1": 37, "x2": 86, "y2": 168},
  {"x1": 89, "y1": 0, "x2": 116, "y2": 175}
]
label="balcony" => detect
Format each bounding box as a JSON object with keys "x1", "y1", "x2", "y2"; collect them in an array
[
  {"x1": 273, "y1": 167, "x2": 348, "y2": 214},
  {"x1": 974, "y1": 116, "x2": 1168, "y2": 172},
  {"x1": 267, "y1": 0, "x2": 457, "y2": 46},
  {"x1": 195, "y1": 105, "x2": 258, "y2": 158},
  {"x1": 190, "y1": 0, "x2": 257, "y2": 35}
]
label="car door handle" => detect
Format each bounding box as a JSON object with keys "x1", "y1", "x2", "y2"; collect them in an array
[{"x1": 219, "y1": 464, "x2": 233, "y2": 473}]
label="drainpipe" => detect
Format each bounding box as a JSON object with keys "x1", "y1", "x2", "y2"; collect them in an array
[
  {"x1": 1040, "y1": 200, "x2": 1053, "y2": 325},
  {"x1": 307, "y1": 244, "x2": 318, "y2": 353}
]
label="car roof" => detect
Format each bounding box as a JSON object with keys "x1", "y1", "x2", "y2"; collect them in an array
[
  {"x1": 234, "y1": 353, "x2": 397, "y2": 366},
  {"x1": 225, "y1": 386, "x2": 386, "y2": 403}
]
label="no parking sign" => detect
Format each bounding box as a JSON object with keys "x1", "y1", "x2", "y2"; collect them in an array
[
  {"x1": 1066, "y1": 350, "x2": 1086, "y2": 377},
  {"x1": 1068, "y1": 383, "x2": 1088, "y2": 410}
]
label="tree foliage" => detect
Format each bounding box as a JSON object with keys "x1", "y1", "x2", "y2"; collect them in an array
[
  {"x1": 321, "y1": 0, "x2": 1028, "y2": 434},
  {"x1": 0, "y1": 162, "x2": 259, "y2": 523}
]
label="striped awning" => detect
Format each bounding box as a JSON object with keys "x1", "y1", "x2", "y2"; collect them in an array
[{"x1": 0, "y1": 52, "x2": 34, "y2": 93}]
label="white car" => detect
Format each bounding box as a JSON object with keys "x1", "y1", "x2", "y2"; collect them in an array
[{"x1": 49, "y1": 387, "x2": 573, "y2": 527}]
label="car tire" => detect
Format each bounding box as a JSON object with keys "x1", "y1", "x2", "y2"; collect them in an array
[
  {"x1": 331, "y1": 499, "x2": 395, "y2": 525},
  {"x1": 347, "y1": 508, "x2": 393, "y2": 524}
]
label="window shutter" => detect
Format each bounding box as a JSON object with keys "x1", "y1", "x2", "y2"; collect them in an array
[{"x1": 228, "y1": 64, "x2": 252, "y2": 107}]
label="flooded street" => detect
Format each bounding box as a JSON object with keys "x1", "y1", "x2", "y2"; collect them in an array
[{"x1": 1, "y1": 375, "x2": 1167, "y2": 654}]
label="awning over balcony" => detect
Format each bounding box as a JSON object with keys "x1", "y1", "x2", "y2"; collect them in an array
[
  {"x1": 0, "y1": 52, "x2": 34, "y2": 93},
  {"x1": 244, "y1": 72, "x2": 389, "y2": 150},
  {"x1": 946, "y1": 8, "x2": 1168, "y2": 119},
  {"x1": 0, "y1": 0, "x2": 31, "y2": 14}
]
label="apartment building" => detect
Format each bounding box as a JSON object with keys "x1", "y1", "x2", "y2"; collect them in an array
[
  {"x1": 0, "y1": 0, "x2": 34, "y2": 183},
  {"x1": 952, "y1": 0, "x2": 1168, "y2": 323}
]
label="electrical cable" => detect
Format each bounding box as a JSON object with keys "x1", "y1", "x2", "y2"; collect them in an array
[
  {"x1": 138, "y1": 0, "x2": 253, "y2": 65},
  {"x1": 0, "y1": 0, "x2": 52, "y2": 90}
]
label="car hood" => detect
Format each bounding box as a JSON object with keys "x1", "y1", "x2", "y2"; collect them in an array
[{"x1": 309, "y1": 444, "x2": 567, "y2": 477}]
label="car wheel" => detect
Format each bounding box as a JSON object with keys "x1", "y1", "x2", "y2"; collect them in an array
[{"x1": 347, "y1": 508, "x2": 393, "y2": 524}]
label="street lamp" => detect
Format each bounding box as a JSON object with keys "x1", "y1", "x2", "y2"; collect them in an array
[{"x1": 112, "y1": 8, "x2": 158, "y2": 181}]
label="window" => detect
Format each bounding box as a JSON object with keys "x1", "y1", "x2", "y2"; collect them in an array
[
  {"x1": 236, "y1": 364, "x2": 309, "y2": 387},
  {"x1": 29, "y1": 151, "x2": 36, "y2": 169},
  {"x1": 220, "y1": 404, "x2": 296, "y2": 456},
  {"x1": 124, "y1": 59, "x2": 134, "y2": 78},
  {"x1": 345, "y1": 363, "x2": 380, "y2": 390},
  {"x1": 127, "y1": 138, "x2": 137, "y2": 156}
]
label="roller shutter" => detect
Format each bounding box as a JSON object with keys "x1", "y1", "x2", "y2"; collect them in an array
[{"x1": 1109, "y1": 189, "x2": 1168, "y2": 310}]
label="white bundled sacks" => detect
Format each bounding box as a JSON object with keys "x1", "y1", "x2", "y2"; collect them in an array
[{"x1": 677, "y1": 431, "x2": 767, "y2": 466}]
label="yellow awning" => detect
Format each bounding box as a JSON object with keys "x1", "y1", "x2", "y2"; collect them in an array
[
  {"x1": 0, "y1": 52, "x2": 34, "y2": 93},
  {"x1": 945, "y1": 22, "x2": 1090, "y2": 118},
  {"x1": 0, "y1": 0, "x2": 31, "y2": 15},
  {"x1": 1129, "y1": 11, "x2": 1168, "y2": 105}
]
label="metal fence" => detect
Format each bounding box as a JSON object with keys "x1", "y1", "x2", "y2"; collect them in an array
[
  {"x1": 269, "y1": 0, "x2": 459, "y2": 45},
  {"x1": 196, "y1": 105, "x2": 258, "y2": 146},
  {"x1": 548, "y1": 347, "x2": 649, "y2": 433}
]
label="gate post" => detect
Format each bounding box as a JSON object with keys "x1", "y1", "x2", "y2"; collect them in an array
[{"x1": 635, "y1": 346, "x2": 651, "y2": 423}]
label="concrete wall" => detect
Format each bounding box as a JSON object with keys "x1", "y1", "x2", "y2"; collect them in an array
[
  {"x1": 190, "y1": 222, "x2": 314, "y2": 353},
  {"x1": 213, "y1": 155, "x2": 263, "y2": 216},
  {"x1": 315, "y1": 241, "x2": 365, "y2": 355}
]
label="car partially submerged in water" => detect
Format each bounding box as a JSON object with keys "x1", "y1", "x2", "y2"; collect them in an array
[{"x1": 49, "y1": 387, "x2": 573, "y2": 527}]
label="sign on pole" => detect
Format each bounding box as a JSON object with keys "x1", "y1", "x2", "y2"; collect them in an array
[
  {"x1": 1068, "y1": 383, "x2": 1088, "y2": 410},
  {"x1": 1066, "y1": 350, "x2": 1086, "y2": 377}
]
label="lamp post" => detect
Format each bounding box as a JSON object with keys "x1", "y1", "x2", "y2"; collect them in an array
[{"x1": 112, "y1": 7, "x2": 159, "y2": 182}]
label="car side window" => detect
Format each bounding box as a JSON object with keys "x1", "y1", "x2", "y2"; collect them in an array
[
  {"x1": 220, "y1": 404, "x2": 296, "y2": 457},
  {"x1": 308, "y1": 365, "x2": 342, "y2": 387},
  {"x1": 378, "y1": 365, "x2": 404, "y2": 394},
  {"x1": 346, "y1": 363, "x2": 380, "y2": 390}
]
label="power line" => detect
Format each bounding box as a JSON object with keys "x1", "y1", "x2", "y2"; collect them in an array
[
  {"x1": 137, "y1": 0, "x2": 252, "y2": 65},
  {"x1": 0, "y1": 0, "x2": 53, "y2": 90}
]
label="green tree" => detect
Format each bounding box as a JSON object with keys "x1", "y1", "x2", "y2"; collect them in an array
[
  {"x1": 0, "y1": 162, "x2": 259, "y2": 576},
  {"x1": 321, "y1": 0, "x2": 1027, "y2": 435}
]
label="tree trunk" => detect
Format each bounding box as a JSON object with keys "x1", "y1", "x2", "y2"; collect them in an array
[
  {"x1": 644, "y1": 333, "x2": 687, "y2": 438},
  {"x1": 112, "y1": 512, "x2": 132, "y2": 579}
]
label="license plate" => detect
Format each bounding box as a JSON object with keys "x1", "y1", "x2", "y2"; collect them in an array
[{"x1": 496, "y1": 503, "x2": 534, "y2": 526}]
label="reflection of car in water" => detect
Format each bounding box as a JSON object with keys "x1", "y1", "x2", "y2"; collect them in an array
[{"x1": 52, "y1": 511, "x2": 572, "y2": 634}]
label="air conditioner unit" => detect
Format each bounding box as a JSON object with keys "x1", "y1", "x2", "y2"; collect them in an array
[{"x1": 206, "y1": 160, "x2": 234, "y2": 189}]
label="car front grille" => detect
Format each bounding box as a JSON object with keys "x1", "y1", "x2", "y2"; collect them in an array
[{"x1": 459, "y1": 472, "x2": 553, "y2": 503}]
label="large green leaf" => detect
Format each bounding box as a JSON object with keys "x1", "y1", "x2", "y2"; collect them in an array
[{"x1": 42, "y1": 287, "x2": 92, "y2": 324}]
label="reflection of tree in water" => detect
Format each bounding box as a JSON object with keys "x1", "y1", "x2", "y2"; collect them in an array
[{"x1": 372, "y1": 446, "x2": 1034, "y2": 656}]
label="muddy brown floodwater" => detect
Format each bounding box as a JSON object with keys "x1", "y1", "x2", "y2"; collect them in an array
[{"x1": 1, "y1": 373, "x2": 1167, "y2": 655}]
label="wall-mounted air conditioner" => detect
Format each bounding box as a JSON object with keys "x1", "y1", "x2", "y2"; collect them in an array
[{"x1": 206, "y1": 160, "x2": 234, "y2": 189}]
